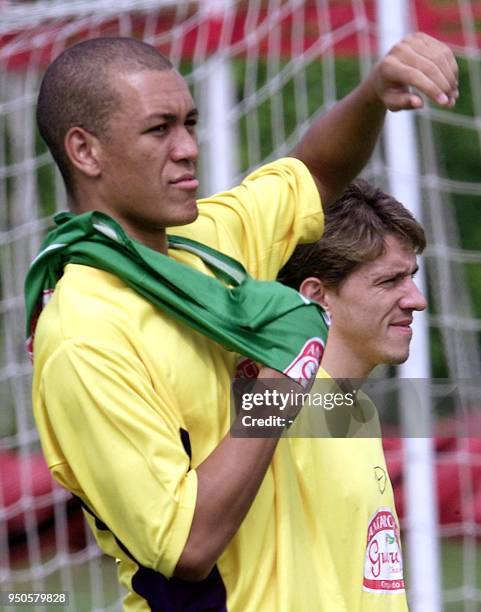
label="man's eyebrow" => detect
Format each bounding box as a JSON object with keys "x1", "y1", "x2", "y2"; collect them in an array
[
  {"x1": 144, "y1": 108, "x2": 199, "y2": 122},
  {"x1": 372, "y1": 263, "x2": 419, "y2": 282}
]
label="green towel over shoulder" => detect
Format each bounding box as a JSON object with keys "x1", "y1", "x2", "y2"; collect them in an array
[{"x1": 24, "y1": 211, "x2": 329, "y2": 385}]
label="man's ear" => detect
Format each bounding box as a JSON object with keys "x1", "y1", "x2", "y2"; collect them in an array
[
  {"x1": 299, "y1": 277, "x2": 331, "y2": 311},
  {"x1": 64, "y1": 127, "x2": 102, "y2": 178}
]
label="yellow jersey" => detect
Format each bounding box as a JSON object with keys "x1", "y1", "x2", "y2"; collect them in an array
[{"x1": 32, "y1": 157, "x2": 407, "y2": 611}]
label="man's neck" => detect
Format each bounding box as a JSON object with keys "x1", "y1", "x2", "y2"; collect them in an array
[
  {"x1": 124, "y1": 225, "x2": 169, "y2": 254},
  {"x1": 69, "y1": 197, "x2": 169, "y2": 254},
  {"x1": 320, "y1": 335, "x2": 372, "y2": 391}
]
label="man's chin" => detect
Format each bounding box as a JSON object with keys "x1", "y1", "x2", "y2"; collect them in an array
[
  {"x1": 170, "y1": 202, "x2": 199, "y2": 227},
  {"x1": 385, "y1": 350, "x2": 410, "y2": 366}
]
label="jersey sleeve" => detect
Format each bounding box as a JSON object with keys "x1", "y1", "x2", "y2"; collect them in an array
[
  {"x1": 38, "y1": 338, "x2": 197, "y2": 578},
  {"x1": 171, "y1": 157, "x2": 323, "y2": 280}
]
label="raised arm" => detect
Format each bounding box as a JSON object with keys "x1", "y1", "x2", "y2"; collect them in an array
[{"x1": 291, "y1": 32, "x2": 459, "y2": 208}]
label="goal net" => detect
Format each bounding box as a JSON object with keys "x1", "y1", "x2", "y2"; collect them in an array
[{"x1": 0, "y1": 1, "x2": 480, "y2": 610}]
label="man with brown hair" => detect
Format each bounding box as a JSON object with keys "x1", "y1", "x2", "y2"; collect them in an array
[
  {"x1": 275, "y1": 179, "x2": 427, "y2": 608},
  {"x1": 279, "y1": 179, "x2": 427, "y2": 376}
]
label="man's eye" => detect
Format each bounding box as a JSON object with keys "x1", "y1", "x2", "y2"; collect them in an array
[
  {"x1": 149, "y1": 124, "x2": 168, "y2": 134},
  {"x1": 185, "y1": 119, "x2": 198, "y2": 130}
]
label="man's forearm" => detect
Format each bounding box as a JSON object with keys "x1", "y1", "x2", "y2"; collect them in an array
[
  {"x1": 291, "y1": 77, "x2": 385, "y2": 208},
  {"x1": 174, "y1": 368, "x2": 300, "y2": 581},
  {"x1": 174, "y1": 429, "x2": 279, "y2": 581}
]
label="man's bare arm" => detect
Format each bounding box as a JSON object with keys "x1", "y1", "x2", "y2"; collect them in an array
[
  {"x1": 291, "y1": 32, "x2": 459, "y2": 208},
  {"x1": 174, "y1": 367, "x2": 296, "y2": 581}
]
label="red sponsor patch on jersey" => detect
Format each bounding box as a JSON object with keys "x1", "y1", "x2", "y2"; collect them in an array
[
  {"x1": 363, "y1": 508, "x2": 405, "y2": 593},
  {"x1": 235, "y1": 358, "x2": 260, "y2": 379}
]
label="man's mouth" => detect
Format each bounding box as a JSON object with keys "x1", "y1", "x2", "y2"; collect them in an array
[
  {"x1": 169, "y1": 174, "x2": 199, "y2": 190},
  {"x1": 390, "y1": 318, "x2": 413, "y2": 332}
]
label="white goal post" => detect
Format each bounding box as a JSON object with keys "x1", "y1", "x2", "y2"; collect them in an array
[{"x1": 0, "y1": 1, "x2": 480, "y2": 611}]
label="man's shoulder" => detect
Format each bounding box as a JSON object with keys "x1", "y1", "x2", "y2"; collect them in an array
[
  {"x1": 34, "y1": 263, "x2": 151, "y2": 356},
  {"x1": 33, "y1": 261, "x2": 222, "y2": 373},
  {"x1": 238, "y1": 156, "x2": 312, "y2": 183},
  {"x1": 50, "y1": 262, "x2": 146, "y2": 319},
  {"x1": 169, "y1": 157, "x2": 322, "y2": 278}
]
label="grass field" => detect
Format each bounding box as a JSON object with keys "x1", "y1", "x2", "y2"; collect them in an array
[{"x1": 440, "y1": 539, "x2": 481, "y2": 611}]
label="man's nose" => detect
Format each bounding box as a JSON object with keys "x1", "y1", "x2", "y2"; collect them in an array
[
  {"x1": 171, "y1": 128, "x2": 198, "y2": 162},
  {"x1": 399, "y1": 278, "x2": 427, "y2": 312}
]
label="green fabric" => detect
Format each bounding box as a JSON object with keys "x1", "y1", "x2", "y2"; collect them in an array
[{"x1": 24, "y1": 211, "x2": 329, "y2": 382}]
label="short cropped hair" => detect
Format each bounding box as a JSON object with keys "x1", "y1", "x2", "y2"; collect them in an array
[
  {"x1": 278, "y1": 179, "x2": 426, "y2": 290},
  {"x1": 36, "y1": 37, "x2": 172, "y2": 193}
]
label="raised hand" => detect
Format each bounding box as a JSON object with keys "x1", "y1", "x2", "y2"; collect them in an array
[{"x1": 368, "y1": 32, "x2": 459, "y2": 111}]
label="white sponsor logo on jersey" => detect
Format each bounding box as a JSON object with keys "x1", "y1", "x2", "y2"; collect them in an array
[
  {"x1": 283, "y1": 338, "x2": 324, "y2": 385},
  {"x1": 363, "y1": 508, "x2": 405, "y2": 593}
]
